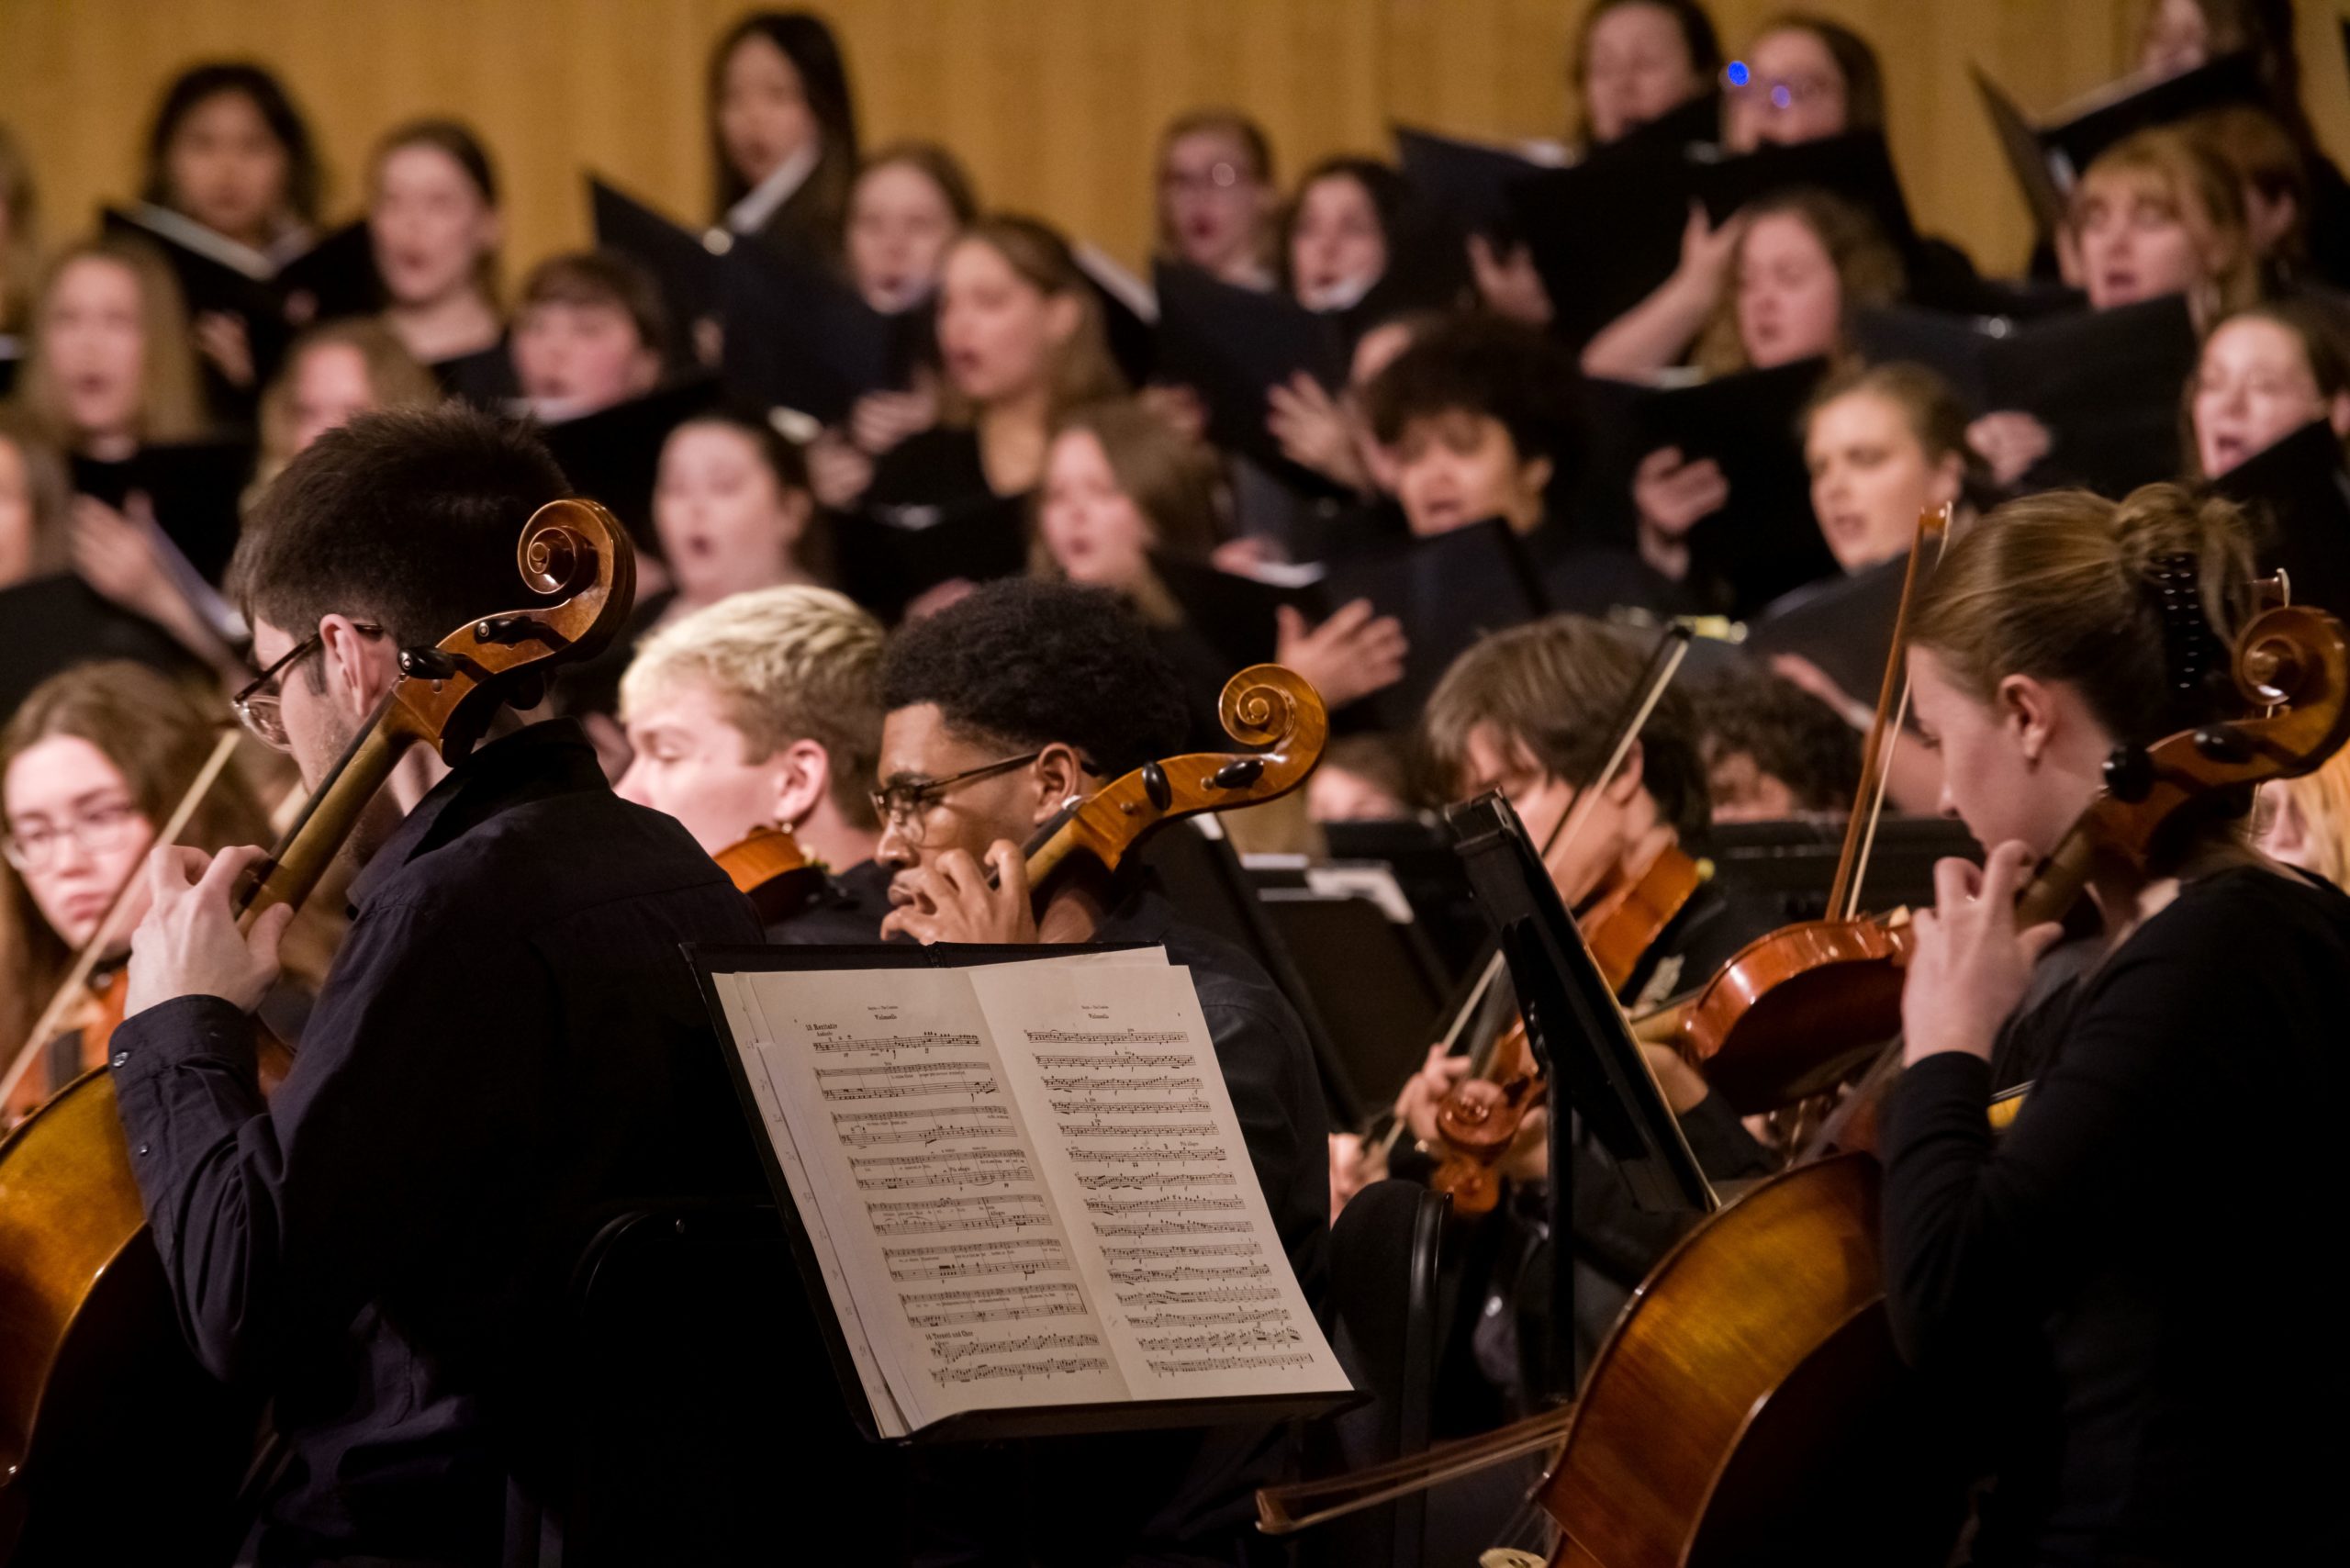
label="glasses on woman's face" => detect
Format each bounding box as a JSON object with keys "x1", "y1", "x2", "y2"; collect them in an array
[
  {"x1": 232, "y1": 622, "x2": 386, "y2": 750},
  {"x1": 869, "y1": 752, "x2": 1044, "y2": 849},
  {"x1": 2, "y1": 799, "x2": 147, "y2": 874}
]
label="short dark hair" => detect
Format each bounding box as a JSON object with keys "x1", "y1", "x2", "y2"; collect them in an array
[
  {"x1": 1362, "y1": 315, "x2": 1584, "y2": 497},
  {"x1": 143, "y1": 62, "x2": 321, "y2": 227},
  {"x1": 1422, "y1": 615, "x2": 1709, "y2": 841},
  {"x1": 516, "y1": 250, "x2": 671, "y2": 367},
  {"x1": 878, "y1": 580, "x2": 1191, "y2": 779},
  {"x1": 1690, "y1": 666, "x2": 1859, "y2": 813},
  {"x1": 229, "y1": 403, "x2": 571, "y2": 664}
]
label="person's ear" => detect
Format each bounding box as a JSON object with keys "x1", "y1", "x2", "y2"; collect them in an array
[
  {"x1": 1030, "y1": 742, "x2": 1091, "y2": 824},
  {"x1": 318, "y1": 613, "x2": 394, "y2": 724},
  {"x1": 1518, "y1": 452, "x2": 1555, "y2": 507},
  {"x1": 2326, "y1": 389, "x2": 2350, "y2": 441},
  {"x1": 778, "y1": 483, "x2": 814, "y2": 540},
  {"x1": 628, "y1": 343, "x2": 662, "y2": 396},
  {"x1": 476, "y1": 208, "x2": 505, "y2": 259},
  {"x1": 769, "y1": 738, "x2": 831, "y2": 830},
  {"x1": 1043, "y1": 293, "x2": 1083, "y2": 351},
  {"x1": 1998, "y1": 674, "x2": 2058, "y2": 766},
  {"x1": 1605, "y1": 739, "x2": 1647, "y2": 805},
  {"x1": 1929, "y1": 449, "x2": 1965, "y2": 510}
]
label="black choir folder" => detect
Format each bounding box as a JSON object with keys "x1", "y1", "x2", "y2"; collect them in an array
[{"x1": 691, "y1": 941, "x2": 1355, "y2": 1445}]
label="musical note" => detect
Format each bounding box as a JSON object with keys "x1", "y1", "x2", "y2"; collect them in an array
[
  {"x1": 871, "y1": 1193, "x2": 1052, "y2": 1236},
  {"x1": 1037, "y1": 1073, "x2": 1204, "y2": 1096},
  {"x1": 851, "y1": 1149, "x2": 1036, "y2": 1192},
  {"x1": 929, "y1": 1331, "x2": 1102, "y2": 1366},
  {"x1": 885, "y1": 1238, "x2": 1069, "y2": 1283},
  {"x1": 1075, "y1": 1169, "x2": 1237, "y2": 1192},
  {"x1": 1082, "y1": 1193, "x2": 1246, "y2": 1216},
  {"x1": 901, "y1": 1282, "x2": 1088, "y2": 1328},
  {"x1": 1048, "y1": 1098, "x2": 1213, "y2": 1116},
  {"x1": 935, "y1": 1356, "x2": 1113, "y2": 1385},
  {"x1": 1064, "y1": 1143, "x2": 1227, "y2": 1164},
  {"x1": 811, "y1": 1029, "x2": 985, "y2": 1055},
  {"x1": 1056, "y1": 1119, "x2": 1220, "y2": 1139},
  {"x1": 1030, "y1": 1049, "x2": 1195, "y2": 1070},
  {"x1": 1104, "y1": 1262, "x2": 1272, "y2": 1285},
  {"x1": 1091, "y1": 1216, "x2": 1252, "y2": 1238}
]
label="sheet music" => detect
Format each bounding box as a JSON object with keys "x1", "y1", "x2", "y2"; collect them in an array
[
  {"x1": 968, "y1": 960, "x2": 1348, "y2": 1404},
  {"x1": 714, "y1": 948, "x2": 1348, "y2": 1436}
]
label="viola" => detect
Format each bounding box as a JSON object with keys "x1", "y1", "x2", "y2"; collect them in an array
[{"x1": 0, "y1": 498, "x2": 635, "y2": 1562}]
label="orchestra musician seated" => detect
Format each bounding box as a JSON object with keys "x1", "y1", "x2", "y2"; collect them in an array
[
  {"x1": 614, "y1": 581, "x2": 894, "y2": 940},
  {"x1": 1385, "y1": 615, "x2": 1785, "y2": 1406},
  {"x1": 102, "y1": 403, "x2": 774, "y2": 1566},
  {"x1": 866, "y1": 576, "x2": 1329, "y2": 1568}
]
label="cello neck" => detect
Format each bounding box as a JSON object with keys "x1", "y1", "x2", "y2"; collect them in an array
[{"x1": 238, "y1": 700, "x2": 412, "y2": 931}]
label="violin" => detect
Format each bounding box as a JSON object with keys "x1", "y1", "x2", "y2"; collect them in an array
[
  {"x1": 0, "y1": 498, "x2": 635, "y2": 1561},
  {"x1": 1524, "y1": 598, "x2": 2350, "y2": 1564},
  {"x1": 1262, "y1": 596, "x2": 2350, "y2": 1557},
  {"x1": 1427, "y1": 838, "x2": 1706, "y2": 1215},
  {"x1": 1675, "y1": 505, "x2": 1952, "y2": 1114},
  {"x1": 0, "y1": 726, "x2": 247, "y2": 1126},
  {"x1": 1423, "y1": 626, "x2": 1697, "y2": 1216},
  {"x1": 713, "y1": 823, "x2": 822, "y2": 923}
]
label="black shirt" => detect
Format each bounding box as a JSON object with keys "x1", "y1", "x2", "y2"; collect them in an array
[
  {"x1": 760, "y1": 855, "x2": 896, "y2": 945},
  {"x1": 905, "y1": 885, "x2": 1330, "y2": 1568},
  {"x1": 1883, "y1": 867, "x2": 2350, "y2": 1565},
  {"x1": 109, "y1": 719, "x2": 765, "y2": 1564},
  {"x1": 864, "y1": 426, "x2": 1002, "y2": 516}
]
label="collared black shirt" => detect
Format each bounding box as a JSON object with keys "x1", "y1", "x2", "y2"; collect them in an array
[
  {"x1": 907, "y1": 885, "x2": 1331, "y2": 1568},
  {"x1": 109, "y1": 719, "x2": 764, "y2": 1564}
]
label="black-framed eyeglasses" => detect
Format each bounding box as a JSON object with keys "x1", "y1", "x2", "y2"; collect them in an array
[
  {"x1": 232, "y1": 622, "x2": 385, "y2": 750},
  {"x1": 1, "y1": 799, "x2": 149, "y2": 874},
  {"x1": 870, "y1": 753, "x2": 1046, "y2": 847}
]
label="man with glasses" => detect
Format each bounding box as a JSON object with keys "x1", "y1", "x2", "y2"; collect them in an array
[
  {"x1": 100, "y1": 404, "x2": 768, "y2": 1565},
  {"x1": 867, "y1": 577, "x2": 1329, "y2": 1568}
]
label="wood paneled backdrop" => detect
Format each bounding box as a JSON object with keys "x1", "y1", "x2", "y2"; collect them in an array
[{"x1": 5, "y1": 0, "x2": 2349, "y2": 286}]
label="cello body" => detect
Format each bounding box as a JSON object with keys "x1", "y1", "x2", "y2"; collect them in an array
[
  {"x1": 0, "y1": 1074, "x2": 252, "y2": 1562},
  {"x1": 1539, "y1": 1153, "x2": 1951, "y2": 1567}
]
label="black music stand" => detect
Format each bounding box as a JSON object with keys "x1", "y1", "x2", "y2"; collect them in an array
[{"x1": 1443, "y1": 793, "x2": 1713, "y2": 1395}]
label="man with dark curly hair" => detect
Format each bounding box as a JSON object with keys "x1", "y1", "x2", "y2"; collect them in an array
[{"x1": 869, "y1": 577, "x2": 1328, "y2": 1568}]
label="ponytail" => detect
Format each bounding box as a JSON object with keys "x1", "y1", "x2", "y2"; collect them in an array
[{"x1": 1908, "y1": 483, "x2": 2257, "y2": 747}]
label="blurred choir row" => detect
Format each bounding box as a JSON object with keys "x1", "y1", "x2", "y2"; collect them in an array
[{"x1": 8, "y1": 6, "x2": 2350, "y2": 1081}]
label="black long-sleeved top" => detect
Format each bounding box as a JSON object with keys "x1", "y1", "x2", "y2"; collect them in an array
[
  {"x1": 906, "y1": 885, "x2": 1330, "y2": 1568},
  {"x1": 1883, "y1": 866, "x2": 2350, "y2": 1565},
  {"x1": 109, "y1": 719, "x2": 765, "y2": 1564}
]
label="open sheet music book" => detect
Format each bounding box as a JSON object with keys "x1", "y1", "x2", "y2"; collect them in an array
[{"x1": 698, "y1": 944, "x2": 1352, "y2": 1442}]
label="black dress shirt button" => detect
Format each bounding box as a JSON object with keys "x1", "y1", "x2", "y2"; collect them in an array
[
  {"x1": 111, "y1": 1051, "x2": 129, "y2": 1068},
  {"x1": 136, "y1": 1144, "x2": 151, "y2": 1157}
]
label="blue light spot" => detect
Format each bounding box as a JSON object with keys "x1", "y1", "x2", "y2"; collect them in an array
[
  {"x1": 1726, "y1": 60, "x2": 1750, "y2": 85},
  {"x1": 1771, "y1": 84, "x2": 1792, "y2": 109}
]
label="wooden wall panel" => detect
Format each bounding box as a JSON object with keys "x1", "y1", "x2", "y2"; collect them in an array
[{"x1": 2, "y1": 0, "x2": 2345, "y2": 285}]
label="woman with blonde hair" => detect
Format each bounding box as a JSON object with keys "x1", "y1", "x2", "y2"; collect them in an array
[
  {"x1": 252, "y1": 319, "x2": 440, "y2": 495},
  {"x1": 12, "y1": 234, "x2": 207, "y2": 460}
]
